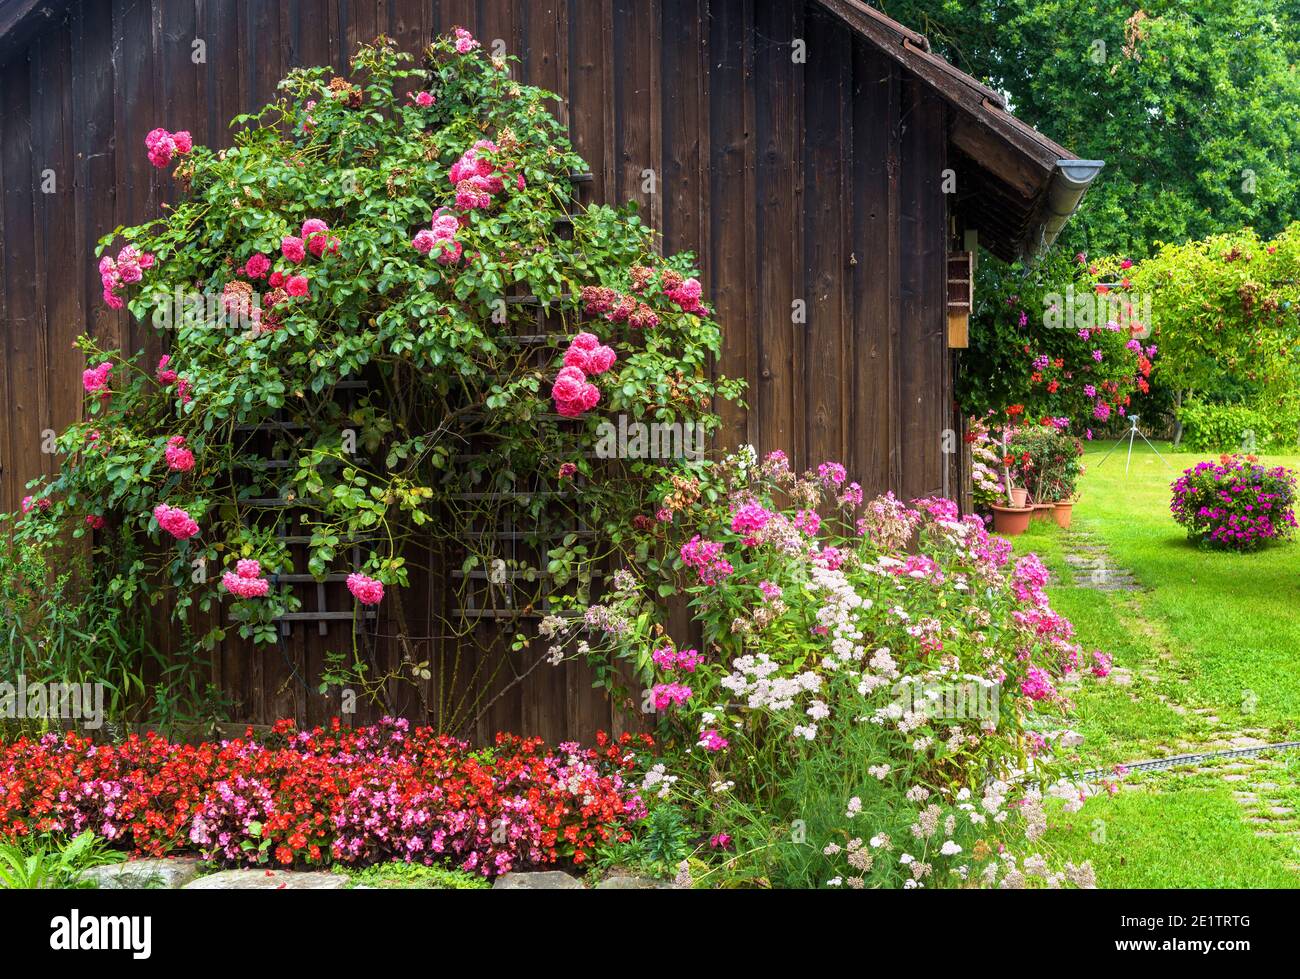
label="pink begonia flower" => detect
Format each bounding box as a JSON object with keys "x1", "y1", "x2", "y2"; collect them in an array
[
  {"x1": 347, "y1": 573, "x2": 384, "y2": 605},
  {"x1": 281, "y1": 235, "x2": 306, "y2": 263},
  {"x1": 164, "y1": 435, "x2": 195, "y2": 472},
  {"x1": 153, "y1": 503, "x2": 199, "y2": 540}
]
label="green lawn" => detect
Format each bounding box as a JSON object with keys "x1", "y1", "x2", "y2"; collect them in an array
[{"x1": 1014, "y1": 440, "x2": 1300, "y2": 887}]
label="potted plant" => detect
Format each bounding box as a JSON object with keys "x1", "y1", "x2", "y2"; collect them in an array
[
  {"x1": 1008, "y1": 427, "x2": 1084, "y2": 529},
  {"x1": 990, "y1": 421, "x2": 1033, "y2": 535}
]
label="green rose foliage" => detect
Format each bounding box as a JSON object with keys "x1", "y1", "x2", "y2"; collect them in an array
[{"x1": 7, "y1": 34, "x2": 742, "y2": 659}]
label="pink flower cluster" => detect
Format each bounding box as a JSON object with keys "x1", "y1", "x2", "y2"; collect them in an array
[
  {"x1": 449, "y1": 140, "x2": 516, "y2": 210},
  {"x1": 347, "y1": 572, "x2": 384, "y2": 605},
  {"x1": 453, "y1": 27, "x2": 479, "y2": 54},
  {"x1": 144, "y1": 127, "x2": 192, "y2": 168},
  {"x1": 1019, "y1": 665, "x2": 1057, "y2": 702},
  {"x1": 408, "y1": 90, "x2": 436, "y2": 107},
  {"x1": 680, "y1": 535, "x2": 733, "y2": 585},
  {"x1": 650, "y1": 682, "x2": 692, "y2": 711},
  {"x1": 580, "y1": 285, "x2": 659, "y2": 330},
  {"x1": 153, "y1": 503, "x2": 199, "y2": 540},
  {"x1": 412, "y1": 209, "x2": 463, "y2": 265},
  {"x1": 222, "y1": 559, "x2": 270, "y2": 599},
  {"x1": 661, "y1": 270, "x2": 706, "y2": 314},
  {"x1": 156, "y1": 355, "x2": 192, "y2": 406},
  {"x1": 551, "y1": 334, "x2": 613, "y2": 418},
  {"x1": 697, "y1": 730, "x2": 729, "y2": 752},
  {"x1": 562, "y1": 332, "x2": 616, "y2": 375},
  {"x1": 730, "y1": 501, "x2": 775, "y2": 545},
  {"x1": 82, "y1": 361, "x2": 113, "y2": 395},
  {"x1": 99, "y1": 245, "x2": 155, "y2": 308},
  {"x1": 21, "y1": 495, "x2": 50, "y2": 515},
  {"x1": 164, "y1": 435, "x2": 195, "y2": 472},
  {"x1": 652, "y1": 645, "x2": 702, "y2": 673}
]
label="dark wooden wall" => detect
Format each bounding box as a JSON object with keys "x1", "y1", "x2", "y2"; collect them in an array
[{"x1": 0, "y1": 0, "x2": 956, "y2": 741}]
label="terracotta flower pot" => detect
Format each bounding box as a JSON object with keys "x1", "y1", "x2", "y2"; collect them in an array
[
  {"x1": 1052, "y1": 501, "x2": 1074, "y2": 529},
  {"x1": 1029, "y1": 502, "x2": 1055, "y2": 522},
  {"x1": 991, "y1": 504, "x2": 1033, "y2": 536},
  {"x1": 1009, "y1": 487, "x2": 1029, "y2": 508}
]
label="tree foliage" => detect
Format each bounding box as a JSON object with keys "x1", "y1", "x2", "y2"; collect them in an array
[{"x1": 875, "y1": 0, "x2": 1300, "y2": 257}]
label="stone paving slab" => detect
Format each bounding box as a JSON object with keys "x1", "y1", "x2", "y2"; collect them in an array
[{"x1": 183, "y1": 869, "x2": 350, "y2": 889}]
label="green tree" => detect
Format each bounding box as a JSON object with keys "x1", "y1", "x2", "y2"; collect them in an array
[{"x1": 875, "y1": 0, "x2": 1300, "y2": 257}]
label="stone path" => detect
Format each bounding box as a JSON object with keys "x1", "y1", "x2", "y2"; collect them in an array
[{"x1": 1060, "y1": 531, "x2": 1142, "y2": 591}]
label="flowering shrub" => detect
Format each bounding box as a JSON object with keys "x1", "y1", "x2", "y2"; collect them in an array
[
  {"x1": 1170, "y1": 454, "x2": 1298, "y2": 550},
  {"x1": 2, "y1": 31, "x2": 740, "y2": 722},
  {"x1": 0, "y1": 719, "x2": 650, "y2": 876},
  {"x1": 960, "y1": 249, "x2": 1155, "y2": 438},
  {"x1": 544, "y1": 449, "x2": 1107, "y2": 887}
]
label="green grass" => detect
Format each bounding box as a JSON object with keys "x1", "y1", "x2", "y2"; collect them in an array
[
  {"x1": 1049, "y1": 787, "x2": 1299, "y2": 888},
  {"x1": 1013, "y1": 441, "x2": 1300, "y2": 887},
  {"x1": 340, "y1": 861, "x2": 491, "y2": 889}
]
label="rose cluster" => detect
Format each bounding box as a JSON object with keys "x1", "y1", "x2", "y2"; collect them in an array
[
  {"x1": 144, "y1": 127, "x2": 192, "y2": 169},
  {"x1": 550, "y1": 333, "x2": 615, "y2": 418}
]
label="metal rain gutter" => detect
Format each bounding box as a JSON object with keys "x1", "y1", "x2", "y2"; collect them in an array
[{"x1": 1025, "y1": 159, "x2": 1106, "y2": 261}]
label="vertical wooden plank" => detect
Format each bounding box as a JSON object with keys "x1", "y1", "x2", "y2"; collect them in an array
[
  {"x1": 752, "y1": 0, "x2": 798, "y2": 466},
  {"x1": 1, "y1": 57, "x2": 44, "y2": 514},
  {"x1": 850, "y1": 39, "x2": 896, "y2": 497},
  {"x1": 897, "y1": 76, "x2": 946, "y2": 499},
  {"x1": 0, "y1": 93, "x2": 8, "y2": 514},
  {"x1": 439, "y1": 0, "x2": 476, "y2": 40},
  {"x1": 567, "y1": 0, "x2": 614, "y2": 204},
  {"x1": 30, "y1": 32, "x2": 64, "y2": 485},
  {"x1": 244, "y1": 0, "x2": 282, "y2": 113},
  {"x1": 659, "y1": 0, "x2": 705, "y2": 258},
  {"x1": 801, "y1": 4, "x2": 849, "y2": 472},
  {"x1": 71, "y1": 0, "x2": 120, "y2": 362},
  {"x1": 612, "y1": 0, "x2": 659, "y2": 228}
]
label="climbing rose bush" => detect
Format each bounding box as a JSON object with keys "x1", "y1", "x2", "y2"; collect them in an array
[
  {"x1": 1170, "y1": 454, "x2": 1298, "y2": 550},
  {"x1": 0, "y1": 719, "x2": 650, "y2": 876},
  {"x1": 3, "y1": 29, "x2": 740, "y2": 718},
  {"x1": 542, "y1": 448, "x2": 1107, "y2": 887}
]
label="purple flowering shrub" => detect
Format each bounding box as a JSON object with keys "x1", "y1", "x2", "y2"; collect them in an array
[
  {"x1": 1170, "y1": 454, "x2": 1298, "y2": 551},
  {"x1": 548, "y1": 447, "x2": 1109, "y2": 887}
]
